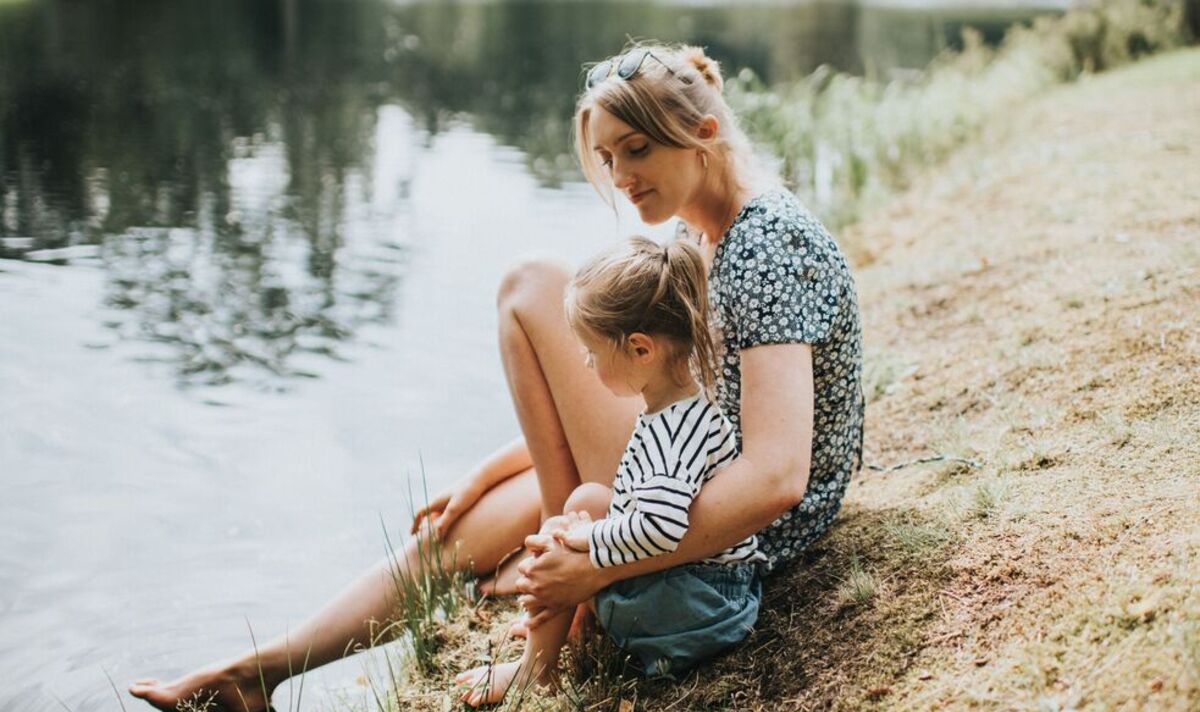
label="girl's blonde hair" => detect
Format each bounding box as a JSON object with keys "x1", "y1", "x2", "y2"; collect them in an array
[
  {"x1": 565, "y1": 236, "x2": 717, "y2": 395},
  {"x1": 573, "y1": 42, "x2": 773, "y2": 206}
]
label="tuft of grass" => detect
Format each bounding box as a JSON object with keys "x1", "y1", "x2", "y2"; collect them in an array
[
  {"x1": 835, "y1": 556, "x2": 879, "y2": 609},
  {"x1": 862, "y1": 350, "x2": 918, "y2": 404},
  {"x1": 336, "y1": 464, "x2": 477, "y2": 712},
  {"x1": 1179, "y1": 621, "x2": 1200, "y2": 685},
  {"x1": 970, "y1": 480, "x2": 1008, "y2": 520},
  {"x1": 174, "y1": 692, "x2": 218, "y2": 712},
  {"x1": 883, "y1": 514, "x2": 956, "y2": 559},
  {"x1": 372, "y1": 466, "x2": 473, "y2": 679}
]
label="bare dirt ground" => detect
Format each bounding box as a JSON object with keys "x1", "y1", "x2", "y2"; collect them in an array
[
  {"x1": 382, "y1": 49, "x2": 1200, "y2": 711},
  {"x1": 810, "y1": 47, "x2": 1200, "y2": 710}
]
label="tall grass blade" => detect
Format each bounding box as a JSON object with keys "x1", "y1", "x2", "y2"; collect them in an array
[{"x1": 101, "y1": 666, "x2": 129, "y2": 712}]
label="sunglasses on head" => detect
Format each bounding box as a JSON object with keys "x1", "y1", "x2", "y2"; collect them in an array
[{"x1": 585, "y1": 48, "x2": 678, "y2": 90}]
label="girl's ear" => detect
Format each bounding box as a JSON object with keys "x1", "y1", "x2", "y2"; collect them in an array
[
  {"x1": 626, "y1": 332, "x2": 655, "y2": 361},
  {"x1": 695, "y1": 115, "x2": 720, "y2": 141}
]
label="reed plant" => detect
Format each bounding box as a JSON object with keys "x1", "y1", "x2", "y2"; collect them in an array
[
  {"x1": 378, "y1": 472, "x2": 472, "y2": 677},
  {"x1": 731, "y1": 0, "x2": 1192, "y2": 230}
]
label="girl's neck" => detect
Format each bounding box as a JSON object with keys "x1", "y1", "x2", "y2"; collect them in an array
[{"x1": 642, "y1": 374, "x2": 701, "y2": 415}]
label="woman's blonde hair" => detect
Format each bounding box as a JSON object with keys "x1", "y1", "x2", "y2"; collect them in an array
[
  {"x1": 565, "y1": 236, "x2": 717, "y2": 396},
  {"x1": 573, "y1": 42, "x2": 771, "y2": 206}
]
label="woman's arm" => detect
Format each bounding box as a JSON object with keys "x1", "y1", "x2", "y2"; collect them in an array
[
  {"x1": 411, "y1": 436, "x2": 533, "y2": 537},
  {"x1": 516, "y1": 343, "x2": 814, "y2": 623}
]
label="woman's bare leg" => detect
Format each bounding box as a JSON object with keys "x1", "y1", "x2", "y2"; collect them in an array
[
  {"x1": 131, "y1": 259, "x2": 636, "y2": 710},
  {"x1": 130, "y1": 469, "x2": 540, "y2": 711},
  {"x1": 497, "y1": 259, "x2": 642, "y2": 517}
]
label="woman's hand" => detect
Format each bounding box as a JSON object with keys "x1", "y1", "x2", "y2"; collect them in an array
[
  {"x1": 515, "y1": 534, "x2": 609, "y2": 628},
  {"x1": 409, "y1": 482, "x2": 482, "y2": 539}
]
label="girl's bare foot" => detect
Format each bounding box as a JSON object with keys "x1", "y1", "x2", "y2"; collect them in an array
[
  {"x1": 128, "y1": 660, "x2": 275, "y2": 712},
  {"x1": 455, "y1": 656, "x2": 553, "y2": 708}
]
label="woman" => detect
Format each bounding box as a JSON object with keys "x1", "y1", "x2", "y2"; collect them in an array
[{"x1": 130, "y1": 43, "x2": 863, "y2": 710}]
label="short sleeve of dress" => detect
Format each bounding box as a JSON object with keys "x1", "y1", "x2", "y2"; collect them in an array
[{"x1": 726, "y1": 207, "x2": 843, "y2": 349}]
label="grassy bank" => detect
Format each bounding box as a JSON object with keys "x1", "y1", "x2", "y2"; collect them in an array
[
  {"x1": 730, "y1": 0, "x2": 1193, "y2": 232},
  {"x1": 343, "y1": 51, "x2": 1200, "y2": 712},
  {"x1": 278, "y1": 8, "x2": 1200, "y2": 711}
]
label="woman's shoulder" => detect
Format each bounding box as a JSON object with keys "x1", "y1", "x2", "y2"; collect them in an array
[{"x1": 722, "y1": 188, "x2": 839, "y2": 264}]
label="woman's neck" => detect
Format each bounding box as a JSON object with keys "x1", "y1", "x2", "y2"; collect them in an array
[{"x1": 677, "y1": 173, "x2": 751, "y2": 247}]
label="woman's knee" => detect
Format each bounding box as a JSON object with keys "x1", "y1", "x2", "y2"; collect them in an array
[
  {"x1": 563, "y1": 482, "x2": 611, "y2": 518},
  {"x1": 496, "y1": 258, "x2": 571, "y2": 313}
]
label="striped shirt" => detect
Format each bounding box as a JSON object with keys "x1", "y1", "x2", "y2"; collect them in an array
[{"x1": 587, "y1": 392, "x2": 764, "y2": 569}]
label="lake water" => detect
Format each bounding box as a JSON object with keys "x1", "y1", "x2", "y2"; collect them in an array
[{"x1": 0, "y1": 0, "x2": 1062, "y2": 708}]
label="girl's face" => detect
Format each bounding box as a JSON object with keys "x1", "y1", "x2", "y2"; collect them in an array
[
  {"x1": 578, "y1": 331, "x2": 643, "y2": 398},
  {"x1": 587, "y1": 106, "x2": 705, "y2": 225}
]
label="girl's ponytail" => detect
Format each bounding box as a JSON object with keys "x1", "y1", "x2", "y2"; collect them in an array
[{"x1": 662, "y1": 240, "x2": 717, "y2": 397}]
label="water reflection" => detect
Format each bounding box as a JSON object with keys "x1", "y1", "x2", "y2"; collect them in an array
[{"x1": 0, "y1": 0, "x2": 1059, "y2": 390}]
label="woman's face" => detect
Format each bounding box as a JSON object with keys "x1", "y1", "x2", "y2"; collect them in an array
[{"x1": 587, "y1": 106, "x2": 704, "y2": 225}]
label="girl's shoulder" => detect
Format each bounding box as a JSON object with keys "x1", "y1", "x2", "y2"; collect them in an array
[{"x1": 640, "y1": 393, "x2": 731, "y2": 435}]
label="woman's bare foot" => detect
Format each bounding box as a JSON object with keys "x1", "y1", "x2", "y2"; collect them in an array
[
  {"x1": 454, "y1": 655, "x2": 554, "y2": 708},
  {"x1": 128, "y1": 660, "x2": 275, "y2": 712}
]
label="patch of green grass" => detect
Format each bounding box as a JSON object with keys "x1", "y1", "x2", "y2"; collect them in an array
[
  {"x1": 883, "y1": 514, "x2": 956, "y2": 559},
  {"x1": 835, "y1": 556, "x2": 879, "y2": 609}
]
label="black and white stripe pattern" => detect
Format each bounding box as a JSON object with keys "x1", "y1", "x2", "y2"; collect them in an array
[{"x1": 588, "y1": 393, "x2": 764, "y2": 569}]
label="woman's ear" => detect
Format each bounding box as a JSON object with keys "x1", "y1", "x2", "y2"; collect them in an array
[{"x1": 695, "y1": 115, "x2": 720, "y2": 141}]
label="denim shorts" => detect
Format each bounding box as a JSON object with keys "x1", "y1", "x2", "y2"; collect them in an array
[{"x1": 594, "y1": 562, "x2": 761, "y2": 677}]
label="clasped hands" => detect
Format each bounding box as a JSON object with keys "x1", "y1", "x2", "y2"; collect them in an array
[
  {"x1": 546, "y1": 510, "x2": 593, "y2": 551},
  {"x1": 513, "y1": 510, "x2": 607, "y2": 629}
]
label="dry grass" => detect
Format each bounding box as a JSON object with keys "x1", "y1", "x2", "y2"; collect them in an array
[
  {"x1": 843, "y1": 47, "x2": 1200, "y2": 711},
  {"x1": 351, "y1": 48, "x2": 1200, "y2": 712}
]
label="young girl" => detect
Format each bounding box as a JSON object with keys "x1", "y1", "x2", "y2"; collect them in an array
[{"x1": 455, "y1": 235, "x2": 764, "y2": 706}]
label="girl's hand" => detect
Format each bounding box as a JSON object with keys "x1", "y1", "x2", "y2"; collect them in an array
[
  {"x1": 539, "y1": 515, "x2": 571, "y2": 536},
  {"x1": 410, "y1": 483, "x2": 482, "y2": 538},
  {"x1": 552, "y1": 511, "x2": 593, "y2": 552},
  {"x1": 515, "y1": 534, "x2": 610, "y2": 628}
]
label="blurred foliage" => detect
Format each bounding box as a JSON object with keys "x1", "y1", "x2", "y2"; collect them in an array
[{"x1": 730, "y1": 0, "x2": 1193, "y2": 230}]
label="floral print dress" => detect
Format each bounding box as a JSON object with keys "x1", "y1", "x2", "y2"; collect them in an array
[{"x1": 679, "y1": 188, "x2": 864, "y2": 575}]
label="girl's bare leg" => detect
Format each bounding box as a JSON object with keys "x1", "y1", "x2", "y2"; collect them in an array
[
  {"x1": 457, "y1": 483, "x2": 612, "y2": 707},
  {"x1": 130, "y1": 470, "x2": 540, "y2": 711},
  {"x1": 496, "y1": 259, "x2": 641, "y2": 517}
]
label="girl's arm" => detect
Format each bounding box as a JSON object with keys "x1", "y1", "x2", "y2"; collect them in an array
[
  {"x1": 517, "y1": 343, "x2": 814, "y2": 623},
  {"x1": 583, "y1": 406, "x2": 740, "y2": 568},
  {"x1": 411, "y1": 436, "x2": 533, "y2": 537}
]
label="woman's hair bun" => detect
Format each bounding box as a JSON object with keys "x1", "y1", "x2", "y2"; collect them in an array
[{"x1": 680, "y1": 46, "x2": 723, "y2": 92}]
